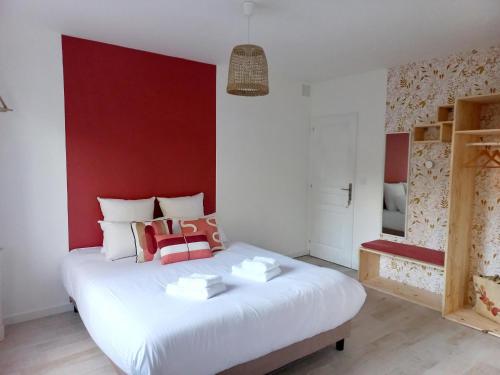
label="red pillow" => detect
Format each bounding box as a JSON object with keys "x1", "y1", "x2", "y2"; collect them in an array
[
  {"x1": 185, "y1": 231, "x2": 213, "y2": 260},
  {"x1": 156, "y1": 232, "x2": 212, "y2": 265},
  {"x1": 180, "y1": 217, "x2": 225, "y2": 252},
  {"x1": 131, "y1": 219, "x2": 170, "y2": 263}
]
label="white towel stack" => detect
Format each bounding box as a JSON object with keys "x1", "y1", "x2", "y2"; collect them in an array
[
  {"x1": 166, "y1": 274, "x2": 226, "y2": 300},
  {"x1": 232, "y1": 256, "x2": 281, "y2": 282}
]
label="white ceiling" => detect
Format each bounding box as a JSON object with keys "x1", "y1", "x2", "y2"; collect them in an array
[{"x1": 4, "y1": 0, "x2": 500, "y2": 82}]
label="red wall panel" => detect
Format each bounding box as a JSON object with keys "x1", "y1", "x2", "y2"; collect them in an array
[
  {"x1": 62, "y1": 36, "x2": 216, "y2": 249},
  {"x1": 384, "y1": 133, "x2": 409, "y2": 183}
]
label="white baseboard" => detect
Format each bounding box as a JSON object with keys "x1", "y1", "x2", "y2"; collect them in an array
[
  {"x1": 4, "y1": 303, "x2": 73, "y2": 326},
  {"x1": 291, "y1": 250, "x2": 309, "y2": 258}
]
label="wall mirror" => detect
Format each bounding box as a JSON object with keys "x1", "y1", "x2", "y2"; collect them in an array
[{"x1": 382, "y1": 132, "x2": 410, "y2": 237}]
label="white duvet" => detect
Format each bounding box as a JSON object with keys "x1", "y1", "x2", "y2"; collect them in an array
[{"x1": 62, "y1": 242, "x2": 366, "y2": 375}]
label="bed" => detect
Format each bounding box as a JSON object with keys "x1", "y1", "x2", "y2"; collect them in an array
[{"x1": 62, "y1": 241, "x2": 366, "y2": 375}]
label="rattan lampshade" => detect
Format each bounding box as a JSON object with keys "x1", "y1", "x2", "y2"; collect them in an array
[{"x1": 227, "y1": 44, "x2": 269, "y2": 96}]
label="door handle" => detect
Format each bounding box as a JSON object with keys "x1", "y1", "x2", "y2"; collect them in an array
[{"x1": 341, "y1": 183, "x2": 352, "y2": 207}]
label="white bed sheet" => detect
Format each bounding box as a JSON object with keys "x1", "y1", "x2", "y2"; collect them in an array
[{"x1": 62, "y1": 242, "x2": 366, "y2": 375}]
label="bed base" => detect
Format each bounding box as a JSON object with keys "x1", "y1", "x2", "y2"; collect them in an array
[{"x1": 109, "y1": 321, "x2": 351, "y2": 375}]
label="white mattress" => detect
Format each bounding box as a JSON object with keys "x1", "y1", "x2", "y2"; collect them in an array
[
  {"x1": 62, "y1": 242, "x2": 366, "y2": 375},
  {"x1": 382, "y1": 209, "x2": 406, "y2": 231}
]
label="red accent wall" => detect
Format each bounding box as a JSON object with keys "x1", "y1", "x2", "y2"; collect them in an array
[
  {"x1": 384, "y1": 133, "x2": 409, "y2": 183},
  {"x1": 62, "y1": 36, "x2": 216, "y2": 250}
]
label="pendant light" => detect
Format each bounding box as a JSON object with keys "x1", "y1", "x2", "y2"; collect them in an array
[{"x1": 227, "y1": 1, "x2": 269, "y2": 96}]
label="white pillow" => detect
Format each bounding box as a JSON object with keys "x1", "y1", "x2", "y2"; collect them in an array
[
  {"x1": 395, "y1": 183, "x2": 407, "y2": 213},
  {"x1": 218, "y1": 223, "x2": 228, "y2": 245},
  {"x1": 157, "y1": 193, "x2": 204, "y2": 219},
  {"x1": 384, "y1": 183, "x2": 405, "y2": 212},
  {"x1": 97, "y1": 197, "x2": 155, "y2": 222},
  {"x1": 99, "y1": 221, "x2": 136, "y2": 261}
]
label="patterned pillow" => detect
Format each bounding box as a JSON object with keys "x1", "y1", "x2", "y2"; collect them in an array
[
  {"x1": 131, "y1": 219, "x2": 170, "y2": 263},
  {"x1": 156, "y1": 232, "x2": 212, "y2": 265},
  {"x1": 180, "y1": 217, "x2": 225, "y2": 252}
]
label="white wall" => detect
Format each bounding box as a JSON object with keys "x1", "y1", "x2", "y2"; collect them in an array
[
  {"x1": 0, "y1": 9, "x2": 378, "y2": 323},
  {"x1": 0, "y1": 20, "x2": 71, "y2": 323},
  {"x1": 217, "y1": 66, "x2": 310, "y2": 257},
  {"x1": 0, "y1": 21, "x2": 311, "y2": 322},
  {"x1": 311, "y1": 69, "x2": 387, "y2": 269}
]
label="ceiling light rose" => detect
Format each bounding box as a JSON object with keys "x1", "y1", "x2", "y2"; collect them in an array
[{"x1": 227, "y1": 1, "x2": 269, "y2": 96}]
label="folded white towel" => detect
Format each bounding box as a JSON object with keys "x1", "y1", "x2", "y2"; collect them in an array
[
  {"x1": 241, "y1": 259, "x2": 279, "y2": 273},
  {"x1": 166, "y1": 282, "x2": 226, "y2": 300},
  {"x1": 253, "y1": 256, "x2": 279, "y2": 267},
  {"x1": 178, "y1": 274, "x2": 222, "y2": 289},
  {"x1": 232, "y1": 265, "x2": 281, "y2": 282}
]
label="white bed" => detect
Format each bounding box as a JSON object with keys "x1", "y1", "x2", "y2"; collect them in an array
[{"x1": 62, "y1": 242, "x2": 366, "y2": 375}]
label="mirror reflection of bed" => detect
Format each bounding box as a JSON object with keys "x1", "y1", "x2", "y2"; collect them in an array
[{"x1": 382, "y1": 133, "x2": 410, "y2": 237}]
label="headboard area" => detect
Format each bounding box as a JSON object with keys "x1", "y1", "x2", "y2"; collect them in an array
[{"x1": 62, "y1": 36, "x2": 216, "y2": 250}]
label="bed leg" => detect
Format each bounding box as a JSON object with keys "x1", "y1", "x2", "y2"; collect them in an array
[
  {"x1": 335, "y1": 339, "x2": 345, "y2": 351},
  {"x1": 73, "y1": 305, "x2": 78, "y2": 314}
]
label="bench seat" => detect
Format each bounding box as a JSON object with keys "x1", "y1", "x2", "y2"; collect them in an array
[
  {"x1": 358, "y1": 239, "x2": 444, "y2": 312},
  {"x1": 361, "y1": 239, "x2": 445, "y2": 267}
]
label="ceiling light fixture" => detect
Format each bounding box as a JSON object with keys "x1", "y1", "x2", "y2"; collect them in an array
[{"x1": 226, "y1": 1, "x2": 269, "y2": 97}]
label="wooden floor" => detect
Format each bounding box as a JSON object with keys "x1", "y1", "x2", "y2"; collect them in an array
[{"x1": 2, "y1": 256, "x2": 500, "y2": 375}]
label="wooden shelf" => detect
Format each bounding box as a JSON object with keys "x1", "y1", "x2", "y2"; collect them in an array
[
  {"x1": 363, "y1": 276, "x2": 442, "y2": 312},
  {"x1": 438, "y1": 104, "x2": 454, "y2": 122},
  {"x1": 455, "y1": 129, "x2": 500, "y2": 136},
  {"x1": 360, "y1": 247, "x2": 444, "y2": 271},
  {"x1": 445, "y1": 307, "x2": 500, "y2": 338},
  {"x1": 456, "y1": 93, "x2": 500, "y2": 104},
  {"x1": 444, "y1": 93, "x2": 500, "y2": 335},
  {"x1": 414, "y1": 140, "x2": 441, "y2": 144},
  {"x1": 465, "y1": 142, "x2": 500, "y2": 147},
  {"x1": 358, "y1": 247, "x2": 443, "y2": 312},
  {"x1": 414, "y1": 121, "x2": 453, "y2": 143}
]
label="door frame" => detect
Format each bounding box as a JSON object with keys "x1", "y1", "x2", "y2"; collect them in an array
[{"x1": 307, "y1": 112, "x2": 359, "y2": 269}]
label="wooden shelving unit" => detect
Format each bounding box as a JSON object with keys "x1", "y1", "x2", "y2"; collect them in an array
[
  {"x1": 359, "y1": 247, "x2": 443, "y2": 312},
  {"x1": 455, "y1": 129, "x2": 500, "y2": 136},
  {"x1": 437, "y1": 104, "x2": 454, "y2": 122},
  {"x1": 443, "y1": 93, "x2": 500, "y2": 338},
  {"x1": 446, "y1": 307, "x2": 500, "y2": 338},
  {"x1": 414, "y1": 122, "x2": 453, "y2": 143},
  {"x1": 358, "y1": 96, "x2": 500, "y2": 333},
  {"x1": 412, "y1": 104, "x2": 455, "y2": 144},
  {"x1": 363, "y1": 276, "x2": 442, "y2": 311}
]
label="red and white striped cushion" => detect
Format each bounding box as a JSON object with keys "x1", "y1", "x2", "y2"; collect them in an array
[
  {"x1": 156, "y1": 232, "x2": 212, "y2": 265},
  {"x1": 185, "y1": 231, "x2": 213, "y2": 260},
  {"x1": 156, "y1": 234, "x2": 189, "y2": 265}
]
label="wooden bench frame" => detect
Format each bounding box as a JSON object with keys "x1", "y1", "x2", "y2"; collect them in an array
[{"x1": 358, "y1": 247, "x2": 443, "y2": 312}]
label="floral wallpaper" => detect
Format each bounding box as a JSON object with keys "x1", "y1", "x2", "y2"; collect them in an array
[{"x1": 380, "y1": 46, "x2": 500, "y2": 294}]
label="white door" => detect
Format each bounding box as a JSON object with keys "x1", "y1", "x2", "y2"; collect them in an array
[{"x1": 308, "y1": 114, "x2": 357, "y2": 268}]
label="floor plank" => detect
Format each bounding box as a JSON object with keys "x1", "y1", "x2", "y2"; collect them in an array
[{"x1": 1, "y1": 255, "x2": 499, "y2": 375}]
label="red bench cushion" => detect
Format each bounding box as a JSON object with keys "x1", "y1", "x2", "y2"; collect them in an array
[{"x1": 361, "y1": 240, "x2": 445, "y2": 267}]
